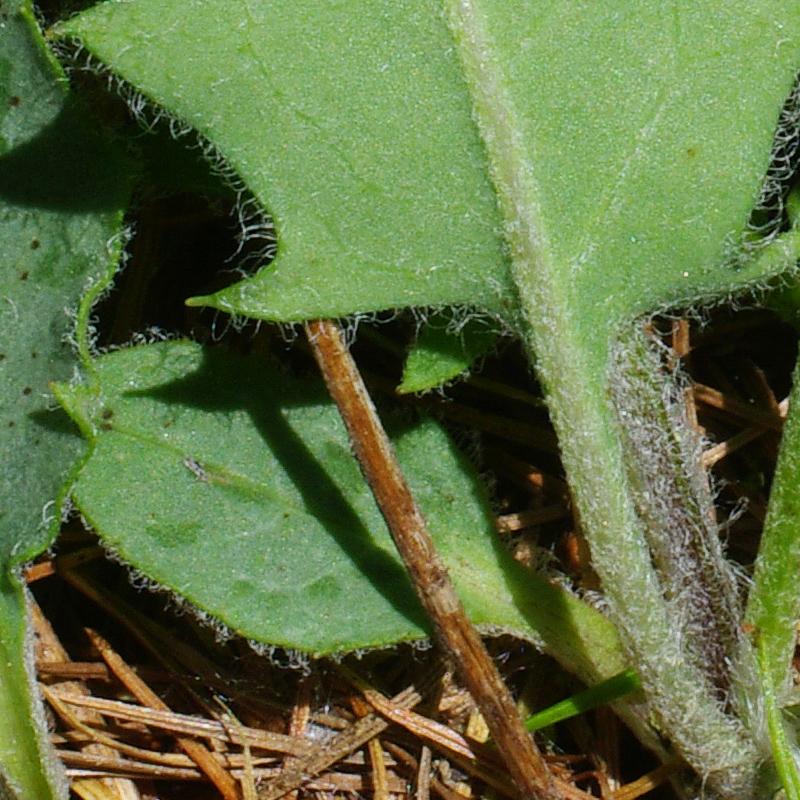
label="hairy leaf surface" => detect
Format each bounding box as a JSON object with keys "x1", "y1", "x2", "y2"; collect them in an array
[
  {"x1": 55, "y1": 340, "x2": 626, "y2": 684},
  {"x1": 57, "y1": 2, "x2": 800, "y2": 794},
  {"x1": 61, "y1": 0, "x2": 516, "y2": 321},
  {"x1": 60, "y1": 1, "x2": 800, "y2": 334},
  {"x1": 0, "y1": 2, "x2": 130, "y2": 797}
]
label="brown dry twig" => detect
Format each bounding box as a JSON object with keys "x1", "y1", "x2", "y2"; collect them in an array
[
  {"x1": 305, "y1": 317, "x2": 561, "y2": 799},
  {"x1": 84, "y1": 628, "x2": 240, "y2": 800}
]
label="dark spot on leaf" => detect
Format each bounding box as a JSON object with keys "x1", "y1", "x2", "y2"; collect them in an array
[
  {"x1": 163, "y1": 419, "x2": 173, "y2": 428},
  {"x1": 101, "y1": 408, "x2": 114, "y2": 420},
  {"x1": 0, "y1": 353, "x2": 5, "y2": 361},
  {"x1": 9, "y1": 96, "x2": 20, "y2": 107},
  {"x1": 19, "y1": 271, "x2": 28, "y2": 281},
  {"x1": 30, "y1": 238, "x2": 39, "y2": 250},
  {"x1": 31, "y1": 351, "x2": 37, "y2": 359},
  {"x1": 100, "y1": 422, "x2": 113, "y2": 431},
  {"x1": 7, "y1": 421, "x2": 14, "y2": 428},
  {"x1": 22, "y1": 386, "x2": 32, "y2": 395},
  {"x1": 687, "y1": 147, "x2": 697, "y2": 158}
]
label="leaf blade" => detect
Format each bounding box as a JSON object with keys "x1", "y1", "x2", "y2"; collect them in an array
[
  {"x1": 55, "y1": 340, "x2": 627, "y2": 686},
  {"x1": 59, "y1": 0, "x2": 516, "y2": 322},
  {"x1": 399, "y1": 314, "x2": 498, "y2": 394},
  {"x1": 0, "y1": 3, "x2": 131, "y2": 796},
  {"x1": 53, "y1": 2, "x2": 800, "y2": 793},
  {"x1": 59, "y1": 1, "x2": 800, "y2": 330}
]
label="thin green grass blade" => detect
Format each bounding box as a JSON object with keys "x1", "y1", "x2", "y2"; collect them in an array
[
  {"x1": 524, "y1": 668, "x2": 642, "y2": 733},
  {"x1": 745, "y1": 348, "x2": 800, "y2": 797},
  {"x1": 746, "y1": 353, "x2": 800, "y2": 698},
  {"x1": 758, "y1": 638, "x2": 800, "y2": 800}
]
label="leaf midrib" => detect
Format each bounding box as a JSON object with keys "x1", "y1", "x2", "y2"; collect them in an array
[
  {"x1": 445, "y1": 3, "x2": 762, "y2": 785},
  {"x1": 442, "y1": 0, "x2": 607, "y2": 369},
  {"x1": 94, "y1": 420, "x2": 338, "y2": 524},
  {"x1": 444, "y1": 0, "x2": 557, "y2": 311}
]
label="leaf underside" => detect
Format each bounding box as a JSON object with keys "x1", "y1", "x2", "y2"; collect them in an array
[{"x1": 55, "y1": 2, "x2": 800, "y2": 795}]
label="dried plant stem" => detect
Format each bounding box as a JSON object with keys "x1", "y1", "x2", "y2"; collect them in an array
[
  {"x1": 258, "y1": 683, "x2": 423, "y2": 800},
  {"x1": 305, "y1": 318, "x2": 560, "y2": 800},
  {"x1": 84, "y1": 629, "x2": 240, "y2": 800}
]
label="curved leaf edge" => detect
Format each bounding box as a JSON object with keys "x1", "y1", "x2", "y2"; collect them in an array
[
  {"x1": 51, "y1": 340, "x2": 626, "y2": 678},
  {"x1": 0, "y1": 3, "x2": 132, "y2": 799}
]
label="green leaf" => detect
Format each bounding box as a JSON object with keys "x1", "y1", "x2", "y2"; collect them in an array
[
  {"x1": 0, "y1": 2, "x2": 130, "y2": 797},
  {"x1": 746, "y1": 354, "x2": 800, "y2": 699},
  {"x1": 58, "y1": 0, "x2": 516, "y2": 322},
  {"x1": 54, "y1": 340, "x2": 626, "y2": 684},
  {"x1": 744, "y1": 211, "x2": 800, "y2": 791},
  {"x1": 756, "y1": 636, "x2": 800, "y2": 800},
  {"x1": 399, "y1": 313, "x2": 498, "y2": 394},
  {"x1": 57, "y1": 1, "x2": 798, "y2": 330},
  {"x1": 55, "y1": 2, "x2": 800, "y2": 794}
]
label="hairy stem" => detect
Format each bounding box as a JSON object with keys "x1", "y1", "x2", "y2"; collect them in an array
[
  {"x1": 533, "y1": 326, "x2": 758, "y2": 798},
  {"x1": 444, "y1": 2, "x2": 761, "y2": 793},
  {"x1": 610, "y1": 328, "x2": 743, "y2": 698},
  {"x1": 746, "y1": 353, "x2": 800, "y2": 693},
  {"x1": 0, "y1": 572, "x2": 66, "y2": 800},
  {"x1": 745, "y1": 353, "x2": 800, "y2": 792}
]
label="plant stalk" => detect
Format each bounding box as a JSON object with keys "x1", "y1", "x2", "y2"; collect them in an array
[
  {"x1": 744, "y1": 352, "x2": 800, "y2": 794},
  {"x1": 444, "y1": 2, "x2": 762, "y2": 793},
  {"x1": 305, "y1": 318, "x2": 560, "y2": 800}
]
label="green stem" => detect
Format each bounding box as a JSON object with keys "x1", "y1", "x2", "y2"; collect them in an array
[
  {"x1": 746, "y1": 355, "x2": 800, "y2": 693},
  {"x1": 745, "y1": 352, "x2": 800, "y2": 795},
  {"x1": 444, "y1": 3, "x2": 760, "y2": 795},
  {"x1": 0, "y1": 572, "x2": 64, "y2": 800},
  {"x1": 531, "y1": 327, "x2": 756, "y2": 797},
  {"x1": 758, "y1": 637, "x2": 800, "y2": 800}
]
